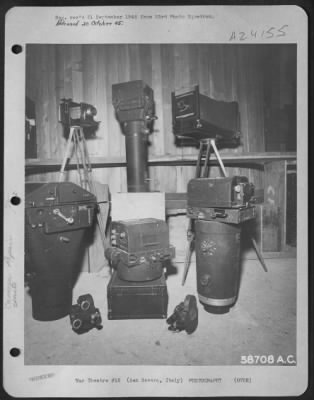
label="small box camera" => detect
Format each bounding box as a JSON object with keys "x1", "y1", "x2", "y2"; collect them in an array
[
  {"x1": 59, "y1": 98, "x2": 99, "y2": 128},
  {"x1": 187, "y1": 176, "x2": 255, "y2": 209},
  {"x1": 70, "y1": 294, "x2": 102, "y2": 334}
]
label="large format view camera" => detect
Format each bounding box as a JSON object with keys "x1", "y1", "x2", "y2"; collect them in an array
[{"x1": 172, "y1": 85, "x2": 240, "y2": 145}]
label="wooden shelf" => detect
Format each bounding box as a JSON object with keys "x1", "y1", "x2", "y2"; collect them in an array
[{"x1": 25, "y1": 152, "x2": 296, "y2": 174}]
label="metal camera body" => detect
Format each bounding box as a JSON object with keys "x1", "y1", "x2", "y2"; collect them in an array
[
  {"x1": 187, "y1": 176, "x2": 256, "y2": 313},
  {"x1": 112, "y1": 80, "x2": 154, "y2": 124},
  {"x1": 105, "y1": 218, "x2": 175, "y2": 282},
  {"x1": 110, "y1": 218, "x2": 170, "y2": 253},
  {"x1": 70, "y1": 294, "x2": 102, "y2": 334},
  {"x1": 172, "y1": 85, "x2": 240, "y2": 146},
  {"x1": 188, "y1": 176, "x2": 255, "y2": 208},
  {"x1": 59, "y1": 98, "x2": 99, "y2": 138},
  {"x1": 112, "y1": 80, "x2": 156, "y2": 192},
  {"x1": 187, "y1": 176, "x2": 256, "y2": 223},
  {"x1": 167, "y1": 295, "x2": 198, "y2": 334}
]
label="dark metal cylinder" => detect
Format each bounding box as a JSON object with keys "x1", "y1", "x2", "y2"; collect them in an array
[
  {"x1": 25, "y1": 182, "x2": 96, "y2": 321},
  {"x1": 124, "y1": 121, "x2": 149, "y2": 192},
  {"x1": 26, "y1": 229, "x2": 86, "y2": 321},
  {"x1": 195, "y1": 220, "x2": 241, "y2": 314},
  {"x1": 30, "y1": 279, "x2": 73, "y2": 321}
]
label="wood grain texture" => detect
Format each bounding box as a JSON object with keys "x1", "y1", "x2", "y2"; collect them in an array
[
  {"x1": 87, "y1": 182, "x2": 110, "y2": 272},
  {"x1": 264, "y1": 160, "x2": 286, "y2": 250}
]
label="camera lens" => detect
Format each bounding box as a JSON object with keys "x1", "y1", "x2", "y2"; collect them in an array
[
  {"x1": 86, "y1": 105, "x2": 97, "y2": 116},
  {"x1": 72, "y1": 319, "x2": 82, "y2": 330},
  {"x1": 80, "y1": 300, "x2": 90, "y2": 311}
]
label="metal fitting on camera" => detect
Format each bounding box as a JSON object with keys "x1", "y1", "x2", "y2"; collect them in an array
[{"x1": 105, "y1": 247, "x2": 122, "y2": 269}]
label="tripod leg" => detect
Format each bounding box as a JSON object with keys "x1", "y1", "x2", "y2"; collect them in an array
[
  {"x1": 182, "y1": 225, "x2": 194, "y2": 286},
  {"x1": 251, "y1": 237, "x2": 268, "y2": 272},
  {"x1": 211, "y1": 139, "x2": 228, "y2": 177},
  {"x1": 183, "y1": 141, "x2": 206, "y2": 286},
  {"x1": 76, "y1": 131, "x2": 89, "y2": 190},
  {"x1": 195, "y1": 141, "x2": 204, "y2": 178},
  {"x1": 202, "y1": 139, "x2": 211, "y2": 178},
  {"x1": 81, "y1": 131, "x2": 94, "y2": 190},
  {"x1": 79, "y1": 130, "x2": 108, "y2": 251},
  {"x1": 183, "y1": 144, "x2": 200, "y2": 287},
  {"x1": 73, "y1": 131, "x2": 84, "y2": 187},
  {"x1": 59, "y1": 126, "x2": 75, "y2": 182}
]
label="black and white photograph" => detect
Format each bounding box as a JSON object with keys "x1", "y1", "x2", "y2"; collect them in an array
[{"x1": 3, "y1": 5, "x2": 308, "y2": 398}]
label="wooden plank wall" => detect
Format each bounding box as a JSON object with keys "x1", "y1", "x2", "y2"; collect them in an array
[
  {"x1": 261, "y1": 44, "x2": 296, "y2": 250},
  {"x1": 26, "y1": 44, "x2": 267, "y2": 191},
  {"x1": 263, "y1": 44, "x2": 296, "y2": 152}
]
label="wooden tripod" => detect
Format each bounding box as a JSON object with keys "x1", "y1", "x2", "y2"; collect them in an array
[{"x1": 59, "y1": 126, "x2": 107, "y2": 251}]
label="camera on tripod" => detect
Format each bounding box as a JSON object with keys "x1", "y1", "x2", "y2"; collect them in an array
[
  {"x1": 59, "y1": 98, "x2": 99, "y2": 138},
  {"x1": 172, "y1": 85, "x2": 241, "y2": 146}
]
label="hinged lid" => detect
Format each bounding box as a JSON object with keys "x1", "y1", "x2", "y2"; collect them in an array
[{"x1": 25, "y1": 182, "x2": 96, "y2": 208}]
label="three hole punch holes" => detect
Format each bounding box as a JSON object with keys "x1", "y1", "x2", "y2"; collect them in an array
[
  {"x1": 9, "y1": 45, "x2": 23, "y2": 361},
  {"x1": 11, "y1": 44, "x2": 22, "y2": 54}
]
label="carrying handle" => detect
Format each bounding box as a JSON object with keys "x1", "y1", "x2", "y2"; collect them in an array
[{"x1": 52, "y1": 208, "x2": 74, "y2": 225}]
